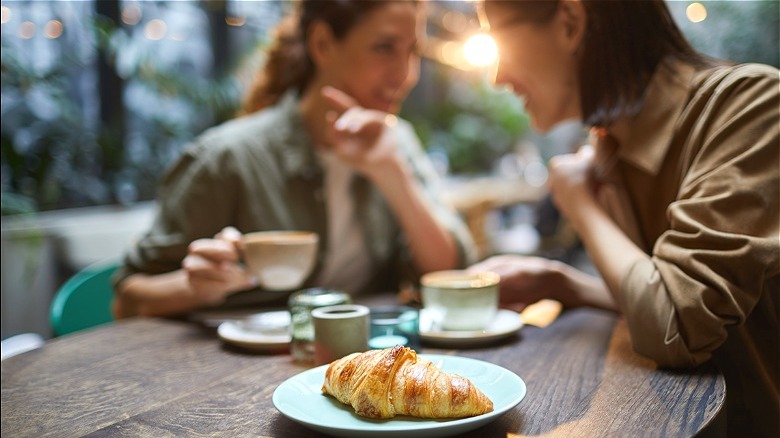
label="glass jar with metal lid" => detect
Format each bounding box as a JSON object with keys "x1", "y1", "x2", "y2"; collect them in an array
[{"x1": 288, "y1": 288, "x2": 351, "y2": 362}]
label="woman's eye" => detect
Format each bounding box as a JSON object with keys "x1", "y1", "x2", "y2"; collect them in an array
[{"x1": 373, "y1": 43, "x2": 396, "y2": 54}]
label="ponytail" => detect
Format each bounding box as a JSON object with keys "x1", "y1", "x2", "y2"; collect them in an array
[{"x1": 241, "y1": 12, "x2": 312, "y2": 114}]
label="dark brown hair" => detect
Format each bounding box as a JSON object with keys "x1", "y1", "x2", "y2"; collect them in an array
[
  {"x1": 486, "y1": 0, "x2": 717, "y2": 127},
  {"x1": 242, "y1": 0, "x2": 411, "y2": 114}
]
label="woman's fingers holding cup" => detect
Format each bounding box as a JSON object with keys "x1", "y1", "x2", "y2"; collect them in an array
[
  {"x1": 215, "y1": 226, "x2": 242, "y2": 244},
  {"x1": 188, "y1": 237, "x2": 240, "y2": 264},
  {"x1": 184, "y1": 253, "x2": 255, "y2": 304},
  {"x1": 183, "y1": 253, "x2": 231, "y2": 279}
]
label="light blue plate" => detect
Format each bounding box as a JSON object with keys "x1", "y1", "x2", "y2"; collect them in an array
[{"x1": 272, "y1": 355, "x2": 526, "y2": 438}]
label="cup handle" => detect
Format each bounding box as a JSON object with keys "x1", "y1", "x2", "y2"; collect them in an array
[{"x1": 221, "y1": 230, "x2": 258, "y2": 287}]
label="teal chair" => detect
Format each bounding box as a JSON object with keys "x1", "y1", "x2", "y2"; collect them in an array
[{"x1": 50, "y1": 260, "x2": 120, "y2": 336}]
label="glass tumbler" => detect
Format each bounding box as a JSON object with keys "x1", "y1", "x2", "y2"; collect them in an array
[
  {"x1": 288, "y1": 288, "x2": 351, "y2": 363},
  {"x1": 368, "y1": 306, "x2": 420, "y2": 350}
]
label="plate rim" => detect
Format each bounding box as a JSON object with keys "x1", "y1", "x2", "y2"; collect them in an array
[{"x1": 272, "y1": 354, "x2": 526, "y2": 436}]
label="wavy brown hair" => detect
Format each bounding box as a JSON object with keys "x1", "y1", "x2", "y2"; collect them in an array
[
  {"x1": 485, "y1": 0, "x2": 719, "y2": 127},
  {"x1": 242, "y1": 0, "x2": 414, "y2": 115}
]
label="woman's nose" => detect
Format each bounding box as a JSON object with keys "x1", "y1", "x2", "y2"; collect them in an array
[
  {"x1": 491, "y1": 60, "x2": 516, "y2": 94},
  {"x1": 403, "y1": 55, "x2": 420, "y2": 89},
  {"x1": 390, "y1": 53, "x2": 419, "y2": 96}
]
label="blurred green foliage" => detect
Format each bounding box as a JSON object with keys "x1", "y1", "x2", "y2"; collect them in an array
[
  {"x1": 2, "y1": 39, "x2": 105, "y2": 213},
  {"x1": 1, "y1": 12, "x2": 242, "y2": 215},
  {"x1": 402, "y1": 68, "x2": 530, "y2": 175}
]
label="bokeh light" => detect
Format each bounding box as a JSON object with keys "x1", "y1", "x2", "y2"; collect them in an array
[
  {"x1": 440, "y1": 40, "x2": 465, "y2": 67},
  {"x1": 1, "y1": 5, "x2": 11, "y2": 24},
  {"x1": 19, "y1": 21, "x2": 36, "y2": 39},
  {"x1": 226, "y1": 16, "x2": 246, "y2": 27},
  {"x1": 44, "y1": 20, "x2": 63, "y2": 39},
  {"x1": 463, "y1": 33, "x2": 497, "y2": 68},
  {"x1": 686, "y1": 2, "x2": 707, "y2": 23},
  {"x1": 442, "y1": 10, "x2": 468, "y2": 34},
  {"x1": 144, "y1": 19, "x2": 167, "y2": 40},
  {"x1": 122, "y1": 4, "x2": 142, "y2": 25}
]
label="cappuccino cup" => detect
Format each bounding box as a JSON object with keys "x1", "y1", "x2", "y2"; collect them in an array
[
  {"x1": 421, "y1": 270, "x2": 500, "y2": 331},
  {"x1": 242, "y1": 231, "x2": 318, "y2": 291}
]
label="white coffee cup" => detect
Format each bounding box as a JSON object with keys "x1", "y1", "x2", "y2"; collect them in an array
[
  {"x1": 420, "y1": 270, "x2": 500, "y2": 331},
  {"x1": 312, "y1": 304, "x2": 370, "y2": 365},
  {"x1": 242, "y1": 231, "x2": 319, "y2": 291}
]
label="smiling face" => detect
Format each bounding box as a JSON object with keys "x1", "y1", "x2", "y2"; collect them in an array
[
  {"x1": 313, "y1": 2, "x2": 421, "y2": 114},
  {"x1": 484, "y1": 0, "x2": 583, "y2": 132}
]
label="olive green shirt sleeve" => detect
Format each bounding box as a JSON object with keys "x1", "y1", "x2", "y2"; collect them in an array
[{"x1": 112, "y1": 138, "x2": 242, "y2": 286}]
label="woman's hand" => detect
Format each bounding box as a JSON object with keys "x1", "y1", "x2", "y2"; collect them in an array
[
  {"x1": 321, "y1": 86, "x2": 402, "y2": 182},
  {"x1": 183, "y1": 227, "x2": 256, "y2": 305},
  {"x1": 467, "y1": 255, "x2": 563, "y2": 307},
  {"x1": 547, "y1": 145, "x2": 597, "y2": 221},
  {"x1": 467, "y1": 254, "x2": 616, "y2": 311},
  {"x1": 320, "y1": 85, "x2": 460, "y2": 273}
]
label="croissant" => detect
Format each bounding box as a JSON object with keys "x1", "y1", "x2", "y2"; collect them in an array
[{"x1": 321, "y1": 345, "x2": 493, "y2": 419}]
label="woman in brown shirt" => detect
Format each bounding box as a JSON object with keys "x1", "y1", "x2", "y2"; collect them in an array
[{"x1": 471, "y1": 1, "x2": 779, "y2": 436}]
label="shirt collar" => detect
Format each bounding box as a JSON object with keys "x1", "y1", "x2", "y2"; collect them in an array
[{"x1": 609, "y1": 59, "x2": 697, "y2": 175}]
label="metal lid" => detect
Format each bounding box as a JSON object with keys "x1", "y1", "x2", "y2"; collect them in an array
[{"x1": 288, "y1": 287, "x2": 350, "y2": 308}]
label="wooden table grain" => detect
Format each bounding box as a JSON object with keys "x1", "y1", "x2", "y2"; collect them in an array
[{"x1": 1, "y1": 306, "x2": 724, "y2": 437}]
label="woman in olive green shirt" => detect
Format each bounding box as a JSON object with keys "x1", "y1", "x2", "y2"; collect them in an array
[
  {"x1": 113, "y1": 1, "x2": 475, "y2": 318},
  {"x1": 471, "y1": 1, "x2": 778, "y2": 436}
]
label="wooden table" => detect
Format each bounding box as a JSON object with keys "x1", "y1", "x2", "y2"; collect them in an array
[{"x1": 1, "y1": 305, "x2": 724, "y2": 437}]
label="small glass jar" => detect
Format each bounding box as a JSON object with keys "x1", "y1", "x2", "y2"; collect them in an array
[
  {"x1": 288, "y1": 288, "x2": 351, "y2": 363},
  {"x1": 368, "y1": 306, "x2": 420, "y2": 351}
]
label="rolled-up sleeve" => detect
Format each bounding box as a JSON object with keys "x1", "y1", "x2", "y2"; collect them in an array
[{"x1": 622, "y1": 258, "x2": 719, "y2": 367}]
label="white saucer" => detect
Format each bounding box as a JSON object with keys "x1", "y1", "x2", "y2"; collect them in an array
[
  {"x1": 217, "y1": 310, "x2": 292, "y2": 351},
  {"x1": 419, "y1": 309, "x2": 523, "y2": 347}
]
